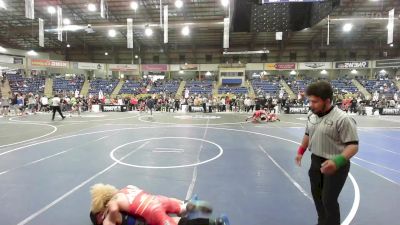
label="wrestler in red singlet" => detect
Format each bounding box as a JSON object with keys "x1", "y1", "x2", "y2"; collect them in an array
[{"x1": 119, "y1": 185, "x2": 184, "y2": 225}]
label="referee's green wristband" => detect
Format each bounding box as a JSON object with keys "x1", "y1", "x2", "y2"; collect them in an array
[{"x1": 333, "y1": 155, "x2": 347, "y2": 168}]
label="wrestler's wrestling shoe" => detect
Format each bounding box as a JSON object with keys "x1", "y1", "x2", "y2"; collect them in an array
[
  {"x1": 214, "y1": 215, "x2": 230, "y2": 225},
  {"x1": 186, "y1": 200, "x2": 213, "y2": 219}
]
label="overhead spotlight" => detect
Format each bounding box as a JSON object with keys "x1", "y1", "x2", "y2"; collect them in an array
[
  {"x1": 0, "y1": 46, "x2": 6, "y2": 52},
  {"x1": 27, "y1": 50, "x2": 38, "y2": 56},
  {"x1": 290, "y1": 70, "x2": 296, "y2": 75},
  {"x1": 108, "y1": 29, "x2": 117, "y2": 37},
  {"x1": 205, "y1": 71, "x2": 212, "y2": 76},
  {"x1": 88, "y1": 3, "x2": 97, "y2": 12},
  {"x1": 0, "y1": 0, "x2": 6, "y2": 9},
  {"x1": 63, "y1": 18, "x2": 71, "y2": 25},
  {"x1": 105, "y1": 52, "x2": 108, "y2": 56},
  {"x1": 390, "y1": 43, "x2": 394, "y2": 47},
  {"x1": 145, "y1": 26, "x2": 153, "y2": 37},
  {"x1": 130, "y1": 1, "x2": 139, "y2": 11},
  {"x1": 221, "y1": 0, "x2": 229, "y2": 7},
  {"x1": 135, "y1": 55, "x2": 139, "y2": 59},
  {"x1": 47, "y1": 6, "x2": 56, "y2": 14},
  {"x1": 351, "y1": 69, "x2": 358, "y2": 74},
  {"x1": 66, "y1": 44, "x2": 70, "y2": 48},
  {"x1": 320, "y1": 70, "x2": 328, "y2": 75},
  {"x1": 175, "y1": 0, "x2": 183, "y2": 9},
  {"x1": 380, "y1": 69, "x2": 386, "y2": 74},
  {"x1": 179, "y1": 70, "x2": 184, "y2": 74},
  {"x1": 343, "y1": 23, "x2": 353, "y2": 32},
  {"x1": 181, "y1": 26, "x2": 190, "y2": 36}
]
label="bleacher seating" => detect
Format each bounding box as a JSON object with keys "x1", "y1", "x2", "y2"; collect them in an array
[
  {"x1": 53, "y1": 78, "x2": 84, "y2": 93},
  {"x1": 331, "y1": 79, "x2": 358, "y2": 93},
  {"x1": 251, "y1": 80, "x2": 280, "y2": 96},
  {"x1": 363, "y1": 80, "x2": 399, "y2": 98},
  {"x1": 185, "y1": 81, "x2": 213, "y2": 95},
  {"x1": 288, "y1": 79, "x2": 313, "y2": 94},
  {"x1": 89, "y1": 79, "x2": 118, "y2": 95},
  {"x1": 119, "y1": 80, "x2": 142, "y2": 95},
  {"x1": 148, "y1": 80, "x2": 180, "y2": 94},
  {"x1": 218, "y1": 86, "x2": 248, "y2": 94},
  {"x1": 6, "y1": 74, "x2": 45, "y2": 94}
]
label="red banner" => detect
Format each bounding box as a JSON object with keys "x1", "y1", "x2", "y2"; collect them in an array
[
  {"x1": 265, "y1": 63, "x2": 296, "y2": 70},
  {"x1": 31, "y1": 59, "x2": 68, "y2": 68},
  {"x1": 141, "y1": 64, "x2": 168, "y2": 71}
]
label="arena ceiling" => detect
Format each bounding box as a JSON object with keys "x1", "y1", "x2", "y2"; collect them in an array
[{"x1": 0, "y1": 0, "x2": 399, "y2": 55}]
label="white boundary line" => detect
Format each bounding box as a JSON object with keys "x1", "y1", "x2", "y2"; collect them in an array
[
  {"x1": 358, "y1": 128, "x2": 400, "y2": 141},
  {"x1": 16, "y1": 141, "x2": 149, "y2": 225},
  {"x1": 186, "y1": 118, "x2": 210, "y2": 200},
  {"x1": 0, "y1": 135, "x2": 109, "y2": 176},
  {"x1": 361, "y1": 142, "x2": 400, "y2": 156},
  {"x1": 9, "y1": 113, "x2": 140, "y2": 124},
  {"x1": 351, "y1": 161, "x2": 399, "y2": 185},
  {"x1": 0, "y1": 122, "x2": 57, "y2": 148},
  {"x1": 354, "y1": 157, "x2": 400, "y2": 174},
  {"x1": 5, "y1": 125, "x2": 360, "y2": 225},
  {"x1": 155, "y1": 147, "x2": 184, "y2": 151},
  {"x1": 109, "y1": 136, "x2": 223, "y2": 169},
  {"x1": 258, "y1": 145, "x2": 313, "y2": 201},
  {"x1": 137, "y1": 115, "x2": 250, "y2": 126}
]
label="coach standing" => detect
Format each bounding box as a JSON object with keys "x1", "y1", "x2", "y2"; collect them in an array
[{"x1": 295, "y1": 81, "x2": 359, "y2": 225}]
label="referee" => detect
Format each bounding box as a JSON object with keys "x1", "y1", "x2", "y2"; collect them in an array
[
  {"x1": 295, "y1": 81, "x2": 359, "y2": 225},
  {"x1": 51, "y1": 94, "x2": 66, "y2": 121}
]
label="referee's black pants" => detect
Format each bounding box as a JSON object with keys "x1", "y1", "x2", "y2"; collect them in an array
[
  {"x1": 309, "y1": 154, "x2": 350, "y2": 225},
  {"x1": 52, "y1": 106, "x2": 65, "y2": 120}
]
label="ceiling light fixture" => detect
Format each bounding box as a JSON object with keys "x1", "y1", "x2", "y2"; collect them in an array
[
  {"x1": 181, "y1": 26, "x2": 190, "y2": 36},
  {"x1": 145, "y1": 26, "x2": 153, "y2": 37},
  {"x1": 47, "y1": 6, "x2": 56, "y2": 14},
  {"x1": 108, "y1": 29, "x2": 117, "y2": 37},
  {"x1": 27, "y1": 50, "x2": 38, "y2": 56},
  {"x1": 175, "y1": 0, "x2": 183, "y2": 9},
  {"x1": 63, "y1": 18, "x2": 71, "y2": 25},
  {"x1": 88, "y1": 3, "x2": 97, "y2": 12},
  {"x1": 130, "y1": 1, "x2": 139, "y2": 11},
  {"x1": 221, "y1": 0, "x2": 229, "y2": 7},
  {"x1": 0, "y1": 0, "x2": 6, "y2": 9},
  {"x1": 343, "y1": 23, "x2": 353, "y2": 32},
  {"x1": 0, "y1": 46, "x2": 7, "y2": 52}
]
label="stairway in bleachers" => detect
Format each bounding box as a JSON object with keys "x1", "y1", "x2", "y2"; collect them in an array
[
  {"x1": 394, "y1": 79, "x2": 400, "y2": 90},
  {"x1": 212, "y1": 82, "x2": 219, "y2": 96},
  {"x1": 175, "y1": 80, "x2": 186, "y2": 98},
  {"x1": 0, "y1": 79, "x2": 11, "y2": 98},
  {"x1": 44, "y1": 78, "x2": 53, "y2": 96},
  {"x1": 352, "y1": 79, "x2": 372, "y2": 99},
  {"x1": 280, "y1": 80, "x2": 296, "y2": 99},
  {"x1": 80, "y1": 79, "x2": 90, "y2": 96},
  {"x1": 111, "y1": 79, "x2": 124, "y2": 97},
  {"x1": 245, "y1": 80, "x2": 255, "y2": 98}
]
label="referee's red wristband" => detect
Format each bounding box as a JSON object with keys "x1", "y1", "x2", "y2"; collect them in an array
[{"x1": 297, "y1": 146, "x2": 306, "y2": 155}]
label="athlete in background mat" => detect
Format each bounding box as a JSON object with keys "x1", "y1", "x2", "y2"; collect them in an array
[{"x1": 245, "y1": 109, "x2": 268, "y2": 122}]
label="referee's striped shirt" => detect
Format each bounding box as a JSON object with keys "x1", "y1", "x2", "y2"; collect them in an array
[{"x1": 305, "y1": 106, "x2": 359, "y2": 159}]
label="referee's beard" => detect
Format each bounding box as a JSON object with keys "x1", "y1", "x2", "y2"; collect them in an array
[{"x1": 309, "y1": 97, "x2": 332, "y2": 116}]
